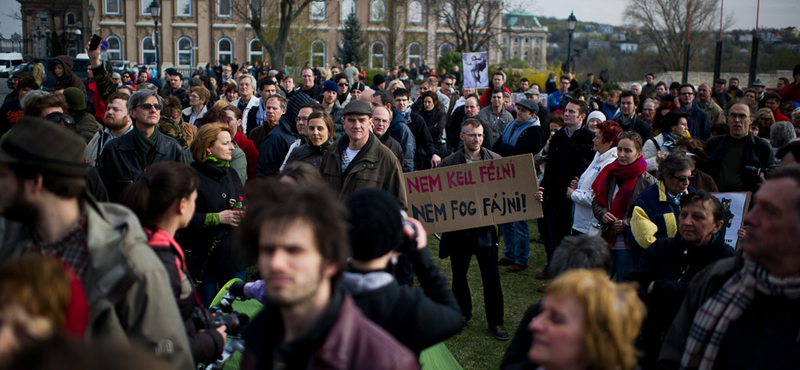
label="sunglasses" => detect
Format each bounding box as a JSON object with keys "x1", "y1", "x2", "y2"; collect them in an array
[
  {"x1": 338, "y1": 83, "x2": 349, "y2": 87},
  {"x1": 138, "y1": 103, "x2": 163, "y2": 111},
  {"x1": 672, "y1": 174, "x2": 695, "y2": 183},
  {"x1": 44, "y1": 112, "x2": 76, "y2": 127}
]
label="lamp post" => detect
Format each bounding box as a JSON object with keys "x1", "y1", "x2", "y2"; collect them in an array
[
  {"x1": 87, "y1": 3, "x2": 95, "y2": 43},
  {"x1": 148, "y1": 0, "x2": 161, "y2": 78},
  {"x1": 565, "y1": 12, "x2": 577, "y2": 74}
]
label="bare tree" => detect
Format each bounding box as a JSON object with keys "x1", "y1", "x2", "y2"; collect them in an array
[
  {"x1": 439, "y1": 0, "x2": 504, "y2": 53},
  {"x1": 239, "y1": 0, "x2": 318, "y2": 69},
  {"x1": 625, "y1": 0, "x2": 731, "y2": 71}
]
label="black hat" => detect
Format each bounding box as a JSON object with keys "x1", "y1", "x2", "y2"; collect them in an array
[
  {"x1": 669, "y1": 82, "x2": 681, "y2": 90},
  {"x1": 164, "y1": 68, "x2": 181, "y2": 78},
  {"x1": 515, "y1": 99, "x2": 539, "y2": 115},
  {"x1": 342, "y1": 100, "x2": 372, "y2": 116},
  {"x1": 345, "y1": 188, "x2": 404, "y2": 261},
  {"x1": 715, "y1": 78, "x2": 727, "y2": 85},
  {"x1": 0, "y1": 117, "x2": 89, "y2": 177},
  {"x1": 794, "y1": 64, "x2": 800, "y2": 77},
  {"x1": 352, "y1": 82, "x2": 366, "y2": 91},
  {"x1": 373, "y1": 74, "x2": 385, "y2": 86}
]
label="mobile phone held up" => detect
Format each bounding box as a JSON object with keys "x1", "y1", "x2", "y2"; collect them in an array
[{"x1": 90, "y1": 34, "x2": 103, "y2": 51}]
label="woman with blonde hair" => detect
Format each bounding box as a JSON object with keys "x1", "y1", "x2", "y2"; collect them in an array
[
  {"x1": 178, "y1": 123, "x2": 246, "y2": 307},
  {"x1": 528, "y1": 269, "x2": 645, "y2": 370},
  {"x1": 756, "y1": 107, "x2": 775, "y2": 139}
]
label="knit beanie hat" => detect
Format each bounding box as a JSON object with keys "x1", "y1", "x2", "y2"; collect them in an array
[
  {"x1": 587, "y1": 111, "x2": 607, "y2": 122},
  {"x1": 62, "y1": 87, "x2": 86, "y2": 111},
  {"x1": 323, "y1": 80, "x2": 338, "y2": 93},
  {"x1": 345, "y1": 188, "x2": 404, "y2": 261}
]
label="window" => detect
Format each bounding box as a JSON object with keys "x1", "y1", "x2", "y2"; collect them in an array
[
  {"x1": 217, "y1": 38, "x2": 233, "y2": 65},
  {"x1": 408, "y1": 1, "x2": 422, "y2": 23},
  {"x1": 311, "y1": 40, "x2": 325, "y2": 68},
  {"x1": 311, "y1": 1, "x2": 326, "y2": 21},
  {"x1": 370, "y1": 41, "x2": 385, "y2": 69},
  {"x1": 177, "y1": 37, "x2": 193, "y2": 67},
  {"x1": 439, "y1": 2, "x2": 453, "y2": 24},
  {"x1": 218, "y1": 0, "x2": 232, "y2": 17},
  {"x1": 65, "y1": 12, "x2": 76, "y2": 26},
  {"x1": 176, "y1": 0, "x2": 192, "y2": 16},
  {"x1": 472, "y1": 4, "x2": 485, "y2": 26},
  {"x1": 407, "y1": 42, "x2": 422, "y2": 68},
  {"x1": 105, "y1": 0, "x2": 120, "y2": 15},
  {"x1": 67, "y1": 38, "x2": 78, "y2": 57},
  {"x1": 524, "y1": 50, "x2": 529, "y2": 58},
  {"x1": 514, "y1": 37, "x2": 519, "y2": 43},
  {"x1": 370, "y1": 0, "x2": 385, "y2": 22},
  {"x1": 514, "y1": 50, "x2": 518, "y2": 56},
  {"x1": 341, "y1": 0, "x2": 355, "y2": 21},
  {"x1": 525, "y1": 38, "x2": 529, "y2": 44},
  {"x1": 142, "y1": 36, "x2": 157, "y2": 65},
  {"x1": 249, "y1": 39, "x2": 264, "y2": 62},
  {"x1": 535, "y1": 37, "x2": 541, "y2": 45},
  {"x1": 141, "y1": 0, "x2": 152, "y2": 15},
  {"x1": 438, "y1": 42, "x2": 454, "y2": 57},
  {"x1": 106, "y1": 35, "x2": 122, "y2": 60}
]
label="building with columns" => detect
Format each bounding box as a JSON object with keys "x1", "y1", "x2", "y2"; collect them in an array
[
  {"x1": 500, "y1": 9, "x2": 547, "y2": 68},
  {"x1": 15, "y1": 0, "x2": 539, "y2": 77}
]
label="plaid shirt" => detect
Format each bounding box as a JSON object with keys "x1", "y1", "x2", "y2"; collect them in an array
[{"x1": 29, "y1": 214, "x2": 90, "y2": 281}]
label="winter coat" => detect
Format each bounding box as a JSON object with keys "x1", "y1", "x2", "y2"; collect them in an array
[{"x1": 49, "y1": 55, "x2": 86, "y2": 95}]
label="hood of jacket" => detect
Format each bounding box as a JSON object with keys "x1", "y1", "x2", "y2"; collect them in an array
[{"x1": 49, "y1": 55, "x2": 75, "y2": 80}]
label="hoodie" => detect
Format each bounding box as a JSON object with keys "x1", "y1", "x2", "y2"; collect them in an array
[{"x1": 49, "y1": 55, "x2": 86, "y2": 95}]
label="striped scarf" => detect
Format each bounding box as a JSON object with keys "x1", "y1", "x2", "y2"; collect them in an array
[{"x1": 680, "y1": 257, "x2": 800, "y2": 370}]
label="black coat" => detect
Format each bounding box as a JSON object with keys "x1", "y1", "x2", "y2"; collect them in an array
[
  {"x1": 285, "y1": 139, "x2": 332, "y2": 169},
  {"x1": 703, "y1": 133, "x2": 776, "y2": 193},
  {"x1": 614, "y1": 115, "x2": 653, "y2": 141},
  {"x1": 540, "y1": 126, "x2": 595, "y2": 212},
  {"x1": 492, "y1": 123, "x2": 545, "y2": 158},
  {"x1": 178, "y1": 161, "x2": 246, "y2": 279}
]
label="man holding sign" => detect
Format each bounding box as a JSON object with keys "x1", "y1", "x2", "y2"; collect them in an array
[{"x1": 439, "y1": 118, "x2": 508, "y2": 341}]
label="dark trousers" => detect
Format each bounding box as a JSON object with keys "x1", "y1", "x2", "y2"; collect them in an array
[
  {"x1": 540, "y1": 201, "x2": 571, "y2": 268},
  {"x1": 450, "y1": 243, "x2": 504, "y2": 327}
]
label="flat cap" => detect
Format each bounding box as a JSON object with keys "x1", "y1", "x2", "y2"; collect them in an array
[{"x1": 342, "y1": 100, "x2": 372, "y2": 116}]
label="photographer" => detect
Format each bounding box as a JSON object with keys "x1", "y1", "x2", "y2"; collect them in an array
[{"x1": 117, "y1": 162, "x2": 227, "y2": 365}]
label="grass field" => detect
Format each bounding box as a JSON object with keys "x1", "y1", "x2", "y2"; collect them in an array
[{"x1": 427, "y1": 220, "x2": 547, "y2": 370}]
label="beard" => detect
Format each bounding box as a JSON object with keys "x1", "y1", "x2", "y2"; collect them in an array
[
  {"x1": 1, "y1": 186, "x2": 38, "y2": 225},
  {"x1": 103, "y1": 115, "x2": 129, "y2": 131}
]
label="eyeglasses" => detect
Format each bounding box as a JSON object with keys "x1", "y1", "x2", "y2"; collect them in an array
[
  {"x1": 189, "y1": 94, "x2": 200, "y2": 99},
  {"x1": 679, "y1": 92, "x2": 694, "y2": 96},
  {"x1": 338, "y1": 83, "x2": 349, "y2": 87},
  {"x1": 672, "y1": 174, "x2": 695, "y2": 183},
  {"x1": 138, "y1": 103, "x2": 163, "y2": 111}
]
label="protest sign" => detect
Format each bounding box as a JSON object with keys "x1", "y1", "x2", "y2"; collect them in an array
[
  {"x1": 462, "y1": 52, "x2": 488, "y2": 89},
  {"x1": 711, "y1": 192, "x2": 751, "y2": 248},
  {"x1": 404, "y1": 154, "x2": 542, "y2": 234}
]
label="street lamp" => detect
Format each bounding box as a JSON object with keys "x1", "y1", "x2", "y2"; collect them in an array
[
  {"x1": 87, "y1": 3, "x2": 95, "y2": 47},
  {"x1": 565, "y1": 11, "x2": 577, "y2": 74},
  {"x1": 148, "y1": 0, "x2": 161, "y2": 79}
]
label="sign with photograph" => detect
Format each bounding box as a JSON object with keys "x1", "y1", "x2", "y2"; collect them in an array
[
  {"x1": 462, "y1": 52, "x2": 489, "y2": 89},
  {"x1": 711, "y1": 192, "x2": 751, "y2": 248}
]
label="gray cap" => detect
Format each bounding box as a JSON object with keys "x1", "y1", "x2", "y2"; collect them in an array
[
  {"x1": 752, "y1": 78, "x2": 766, "y2": 87},
  {"x1": 342, "y1": 100, "x2": 372, "y2": 116},
  {"x1": 516, "y1": 99, "x2": 539, "y2": 115},
  {"x1": 524, "y1": 87, "x2": 540, "y2": 96}
]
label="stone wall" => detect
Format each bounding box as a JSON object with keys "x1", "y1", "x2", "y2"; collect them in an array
[{"x1": 619, "y1": 70, "x2": 794, "y2": 90}]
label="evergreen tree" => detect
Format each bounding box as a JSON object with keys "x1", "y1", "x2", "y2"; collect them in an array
[
  {"x1": 49, "y1": 30, "x2": 64, "y2": 57},
  {"x1": 338, "y1": 13, "x2": 365, "y2": 67}
]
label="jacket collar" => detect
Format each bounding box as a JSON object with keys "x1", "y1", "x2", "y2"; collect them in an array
[{"x1": 657, "y1": 179, "x2": 689, "y2": 202}]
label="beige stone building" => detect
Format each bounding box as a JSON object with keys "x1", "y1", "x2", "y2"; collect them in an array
[
  {"x1": 16, "y1": 0, "x2": 532, "y2": 76},
  {"x1": 500, "y1": 9, "x2": 547, "y2": 68}
]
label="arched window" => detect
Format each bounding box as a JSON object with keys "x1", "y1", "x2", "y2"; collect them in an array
[
  {"x1": 471, "y1": 4, "x2": 485, "y2": 26},
  {"x1": 370, "y1": 41, "x2": 385, "y2": 69},
  {"x1": 177, "y1": 37, "x2": 193, "y2": 67},
  {"x1": 407, "y1": 42, "x2": 422, "y2": 68},
  {"x1": 408, "y1": 1, "x2": 422, "y2": 23},
  {"x1": 217, "y1": 38, "x2": 233, "y2": 65},
  {"x1": 341, "y1": 0, "x2": 356, "y2": 21},
  {"x1": 438, "y1": 42, "x2": 454, "y2": 57},
  {"x1": 176, "y1": 0, "x2": 192, "y2": 16},
  {"x1": 218, "y1": 0, "x2": 232, "y2": 16},
  {"x1": 439, "y1": 2, "x2": 453, "y2": 24},
  {"x1": 310, "y1": 1, "x2": 326, "y2": 20},
  {"x1": 106, "y1": 35, "x2": 122, "y2": 60},
  {"x1": 311, "y1": 40, "x2": 325, "y2": 68},
  {"x1": 65, "y1": 12, "x2": 76, "y2": 26},
  {"x1": 249, "y1": 39, "x2": 264, "y2": 63},
  {"x1": 142, "y1": 36, "x2": 157, "y2": 65},
  {"x1": 67, "y1": 38, "x2": 78, "y2": 57},
  {"x1": 370, "y1": 0, "x2": 385, "y2": 22}
]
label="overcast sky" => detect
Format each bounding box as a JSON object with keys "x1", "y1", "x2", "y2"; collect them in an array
[{"x1": 0, "y1": 0, "x2": 797, "y2": 41}]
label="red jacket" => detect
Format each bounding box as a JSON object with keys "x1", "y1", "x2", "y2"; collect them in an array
[
  {"x1": 87, "y1": 81, "x2": 106, "y2": 122},
  {"x1": 479, "y1": 85, "x2": 511, "y2": 107},
  {"x1": 780, "y1": 82, "x2": 800, "y2": 104},
  {"x1": 234, "y1": 130, "x2": 259, "y2": 183}
]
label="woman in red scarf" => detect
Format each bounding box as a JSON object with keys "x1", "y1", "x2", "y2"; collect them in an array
[{"x1": 591, "y1": 130, "x2": 656, "y2": 281}]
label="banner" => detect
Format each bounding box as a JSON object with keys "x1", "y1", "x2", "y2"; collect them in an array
[
  {"x1": 404, "y1": 154, "x2": 543, "y2": 234},
  {"x1": 462, "y1": 52, "x2": 489, "y2": 89},
  {"x1": 711, "y1": 192, "x2": 751, "y2": 248}
]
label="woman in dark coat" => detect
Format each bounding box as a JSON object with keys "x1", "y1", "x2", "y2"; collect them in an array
[
  {"x1": 418, "y1": 91, "x2": 447, "y2": 157},
  {"x1": 285, "y1": 111, "x2": 334, "y2": 169},
  {"x1": 179, "y1": 123, "x2": 246, "y2": 307}
]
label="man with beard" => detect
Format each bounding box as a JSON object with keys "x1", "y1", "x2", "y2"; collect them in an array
[
  {"x1": 0, "y1": 117, "x2": 193, "y2": 370},
  {"x1": 320, "y1": 81, "x2": 344, "y2": 139},
  {"x1": 97, "y1": 89, "x2": 187, "y2": 200},
  {"x1": 84, "y1": 92, "x2": 134, "y2": 167}
]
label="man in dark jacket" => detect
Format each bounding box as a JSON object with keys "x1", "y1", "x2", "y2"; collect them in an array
[
  {"x1": 658, "y1": 166, "x2": 800, "y2": 370},
  {"x1": 446, "y1": 95, "x2": 481, "y2": 152},
  {"x1": 162, "y1": 68, "x2": 188, "y2": 108},
  {"x1": 677, "y1": 83, "x2": 711, "y2": 140},
  {"x1": 614, "y1": 90, "x2": 652, "y2": 141},
  {"x1": 255, "y1": 95, "x2": 301, "y2": 177},
  {"x1": 373, "y1": 106, "x2": 405, "y2": 169},
  {"x1": 372, "y1": 89, "x2": 416, "y2": 172},
  {"x1": 238, "y1": 183, "x2": 418, "y2": 370},
  {"x1": 440, "y1": 118, "x2": 508, "y2": 341},
  {"x1": 703, "y1": 99, "x2": 776, "y2": 193},
  {"x1": 341, "y1": 188, "x2": 464, "y2": 355},
  {"x1": 392, "y1": 88, "x2": 438, "y2": 169},
  {"x1": 298, "y1": 67, "x2": 323, "y2": 102},
  {"x1": 626, "y1": 191, "x2": 734, "y2": 369},
  {"x1": 97, "y1": 89, "x2": 187, "y2": 200},
  {"x1": 711, "y1": 78, "x2": 731, "y2": 108},
  {"x1": 538, "y1": 99, "x2": 596, "y2": 278}
]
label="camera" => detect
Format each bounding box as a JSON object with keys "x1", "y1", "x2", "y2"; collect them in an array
[{"x1": 193, "y1": 294, "x2": 249, "y2": 336}]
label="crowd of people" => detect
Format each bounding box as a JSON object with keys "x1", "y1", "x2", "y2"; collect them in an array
[{"x1": 1, "y1": 37, "x2": 800, "y2": 370}]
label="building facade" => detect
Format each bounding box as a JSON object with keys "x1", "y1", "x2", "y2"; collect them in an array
[
  {"x1": 500, "y1": 9, "x2": 547, "y2": 68},
  {"x1": 17, "y1": 0, "x2": 519, "y2": 76}
]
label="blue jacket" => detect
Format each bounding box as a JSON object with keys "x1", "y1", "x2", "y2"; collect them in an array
[
  {"x1": 389, "y1": 108, "x2": 416, "y2": 172},
  {"x1": 680, "y1": 102, "x2": 711, "y2": 141},
  {"x1": 628, "y1": 181, "x2": 695, "y2": 254},
  {"x1": 256, "y1": 116, "x2": 300, "y2": 177},
  {"x1": 547, "y1": 90, "x2": 564, "y2": 112}
]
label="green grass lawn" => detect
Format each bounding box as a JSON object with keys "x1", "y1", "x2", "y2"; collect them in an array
[{"x1": 427, "y1": 220, "x2": 547, "y2": 370}]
